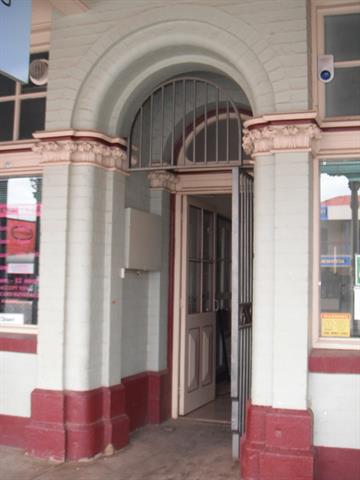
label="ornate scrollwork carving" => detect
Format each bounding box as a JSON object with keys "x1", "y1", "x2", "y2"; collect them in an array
[
  {"x1": 32, "y1": 140, "x2": 127, "y2": 171},
  {"x1": 148, "y1": 170, "x2": 178, "y2": 192},
  {"x1": 243, "y1": 123, "x2": 321, "y2": 156}
]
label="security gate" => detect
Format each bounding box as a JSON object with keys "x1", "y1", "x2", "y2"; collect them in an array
[
  {"x1": 231, "y1": 168, "x2": 253, "y2": 458},
  {"x1": 127, "y1": 75, "x2": 253, "y2": 459}
]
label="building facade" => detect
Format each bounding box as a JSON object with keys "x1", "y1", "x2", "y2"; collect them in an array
[{"x1": 0, "y1": 1, "x2": 359, "y2": 479}]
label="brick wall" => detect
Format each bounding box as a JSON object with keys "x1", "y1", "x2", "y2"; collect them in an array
[{"x1": 46, "y1": 0, "x2": 308, "y2": 134}]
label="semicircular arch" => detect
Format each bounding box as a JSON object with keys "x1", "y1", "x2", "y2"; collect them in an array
[{"x1": 69, "y1": 6, "x2": 284, "y2": 134}]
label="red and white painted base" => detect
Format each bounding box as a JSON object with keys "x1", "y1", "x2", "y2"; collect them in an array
[
  {"x1": 240, "y1": 403, "x2": 314, "y2": 480},
  {"x1": 0, "y1": 369, "x2": 170, "y2": 461}
]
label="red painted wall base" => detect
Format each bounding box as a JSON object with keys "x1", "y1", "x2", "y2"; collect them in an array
[
  {"x1": 123, "y1": 369, "x2": 170, "y2": 432},
  {"x1": 240, "y1": 403, "x2": 314, "y2": 480},
  {"x1": 19, "y1": 370, "x2": 169, "y2": 461},
  {"x1": 314, "y1": 446, "x2": 360, "y2": 480},
  {"x1": 26, "y1": 384, "x2": 130, "y2": 461}
]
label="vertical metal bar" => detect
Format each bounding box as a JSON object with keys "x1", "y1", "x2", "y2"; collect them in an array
[
  {"x1": 171, "y1": 82, "x2": 175, "y2": 166},
  {"x1": 216, "y1": 88, "x2": 219, "y2": 164},
  {"x1": 192, "y1": 80, "x2": 196, "y2": 164},
  {"x1": 160, "y1": 86, "x2": 164, "y2": 166},
  {"x1": 231, "y1": 166, "x2": 240, "y2": 443},
  {"x1": 204, "y1": 83, "x2": 208, "y2": 164},
  {"x1": 200, "y1": 208, "x2": 204, "y2": 313},
  {"x1": 139, "y1": 106, "x2": 143, "y2": 169},
  {"x1": 149, "y1": 94, "x2": 154, "y2": 167},
  {"x1": 226, "y1": 100, "x2": 230, "y2": 163},
  {"x1": 183, "y1": 80, "x2": 186, "y2": 165}
]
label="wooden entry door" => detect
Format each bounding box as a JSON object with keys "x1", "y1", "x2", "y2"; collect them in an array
[{"x1": 179, "y1": 198, "x2": 217, "y2": 415}]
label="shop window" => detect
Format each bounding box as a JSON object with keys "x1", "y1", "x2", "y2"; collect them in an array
[
  {"x1": 320, "y1": 161, "x2": 360, "y2": 339},
  {"x1": 313, "y1": 3, "x2": 360, "y2": 119},
  {"x1": 0, "y1": 177, "x2": 41, "y2": 327},
  {"x1": 0, "y1": 52, "x2": 48, "y2": 141}
]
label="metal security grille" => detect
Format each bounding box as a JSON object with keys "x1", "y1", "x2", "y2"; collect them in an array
[
  {"x1": 129, "y1": 77, "x2": 244, "y2": 170},
  {"x1": 231, "y1": 168, "x2": 253, "y2": 458}
]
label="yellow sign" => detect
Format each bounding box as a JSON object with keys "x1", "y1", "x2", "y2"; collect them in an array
[{"x1": 321, "y1": 312, "x2": 351, "y2": 337}]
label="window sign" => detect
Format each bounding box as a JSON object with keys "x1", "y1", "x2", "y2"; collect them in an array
[
  {"x1": 320, "y1": 161, "x2": 360, "y2": 338},
  {"x1": 0, "y1": 0, "x2": 32, "y2": 83},
  {"x1": 0, "y1": 177, "x2": 41, "y2": 326}
]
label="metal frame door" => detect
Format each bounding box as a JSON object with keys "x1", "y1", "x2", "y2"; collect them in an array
[{"x1": 231, "y1": 167, "x2": 254, "y2": 458}]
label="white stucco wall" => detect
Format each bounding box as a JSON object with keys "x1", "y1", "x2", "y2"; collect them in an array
[
  {"x1": 45, "y1": 0, "x2": 308, "y2": 134},
  {"x1": 121, "y1": 173, "x2": 170, "y2": 378},
  {"x1": 309, "y1": 373, "x2": 360, "y2": 449},
  {"x1": 0, "y1": 352, "x2": 37, "y2": 417}
]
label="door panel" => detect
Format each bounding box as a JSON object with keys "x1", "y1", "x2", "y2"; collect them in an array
[{"x1": 180, "y1": 198, "x2": 217, "y2": 415}]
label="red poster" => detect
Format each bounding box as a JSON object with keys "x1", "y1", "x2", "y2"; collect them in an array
[{"x1": 6, "y1": 219, "x2": 36, "y2": 255}]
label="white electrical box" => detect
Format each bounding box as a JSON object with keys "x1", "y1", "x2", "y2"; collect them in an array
[{"x1": 124, "y1": 208, "x2": 162, "y2": 271}]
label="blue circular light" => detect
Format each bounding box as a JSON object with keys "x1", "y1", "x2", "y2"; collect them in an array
[{"x1": 320, "y1": 70, "x2": 331, "y2": 81}]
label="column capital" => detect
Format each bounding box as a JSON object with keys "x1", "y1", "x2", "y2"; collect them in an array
[
  {"x1": 243, "y1": 112, "x2": 321, "y2": 157},
  {"x1": 148, "y1": 170, "x2": 178, "y2": 192},
  {"x1": 32, "y1": 130, "x2": 128, "y2": 173}
]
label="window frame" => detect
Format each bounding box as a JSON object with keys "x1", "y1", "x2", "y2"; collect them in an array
[
  {"x1": 312, "y1": 156, "x2": 360, "y2": 350},
  {"x1": 311, "y1": 0, "x2": 360, "y2": 123},
  {"x1": 0, "y1": 174, "x2": 42, "y2": 335},
  {"x1": 0, "y1": 49, "x2": 48, "y2": 143}
]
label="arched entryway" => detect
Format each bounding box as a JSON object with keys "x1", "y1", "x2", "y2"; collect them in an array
[{"x1": 126, "y1": 72, "x2": 254, "y2": 457}]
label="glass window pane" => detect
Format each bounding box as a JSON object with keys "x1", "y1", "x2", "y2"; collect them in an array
[
  {"x1": 202, "y1": 262, "x2": 213, "y2": 312},
  {"x1": 19, "y1": 97, "x2": 46, "y2": 140},
  {"x1": 320, "y1": 161, "x2": 360, "y2": 338},
  {"x1": 0, "y1": 74, "x2": 16, "y2": 97},
  {"x1": 0, "y1": 101, "x2": 14, "y2": 141},
  {"x1": 0, "y1": 177, "x2": 42, "y2": 326},
  {"x1": 325, "y1": 67, "x2": 360, "y2": 117},
  {"x1": 188, "y1": 261, "x2": 201, "y2": 314},
  {"x1": 188, "y1": 206, "x2": 201, "y2": 259},
  {"x1": 203, "y1": 210, "x2": 213, "y2": 260},
  {"x1": 325, "y1": 14, "x2": 360, "y2": 62}
]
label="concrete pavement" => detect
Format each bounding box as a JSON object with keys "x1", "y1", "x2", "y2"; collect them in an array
[{"x1": 0, "y1": 419, "x2": 240, "y2": 480}]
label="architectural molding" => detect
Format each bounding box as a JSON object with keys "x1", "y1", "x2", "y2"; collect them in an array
[
  {"x1": 32, "y1": 131, "x2": 128, "y2": 172},
  {"x1": 243, "y1": 123, "x2": 322, "y2": 157},
  {"x1": 148, "y1": 170, "x2": 179, "y2": 192}
]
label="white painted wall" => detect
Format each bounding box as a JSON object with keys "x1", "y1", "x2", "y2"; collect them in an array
[
  {"x1": 0, "y1": 352, "x2": 37, "y2": 417},
  {"x1": 46, "y1": 0, "x2": 308, "y2": 134},
  {"x1": 252, "y1": 151, "x2": 311, "y2": 410},
  {"x1": 309, "y1": 373, "x2": 360, "y2": 449},
  {"x1": 252, "y1": 154, "x2": 275, "y2": 406},
  {"x1": 121, "y1": 173, "x2": 170, "y2": 378},
  {"x1": 272, "y1": 151, "x2": 310, "y2": 410}
]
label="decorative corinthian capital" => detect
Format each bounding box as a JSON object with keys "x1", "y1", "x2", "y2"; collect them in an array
[
  {"x1": 242, "y1": 116, "x2": 321, "y2": 157},
  {"x1": 148, "y1": 170, "x2": 178, "y2": 192},
  {"x1": 32, "y1": 130, "x2": 128, "y2": 172}
]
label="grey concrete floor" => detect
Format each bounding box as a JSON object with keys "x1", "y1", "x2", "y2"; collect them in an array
[{"x1": 0, "y1": 419, "x2": 241, "y2": 480}]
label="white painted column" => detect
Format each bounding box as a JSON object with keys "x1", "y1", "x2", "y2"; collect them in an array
[
  {"x1": 37, "y1": 164, "x2": 70, "y2": 390},
  {"x1": 147, "y1": 188, "x2": 170, "y2": 371},
  {"x1": 272, "y1": 151, "x2": 311, "y2": 410},
  {"x1": 35, "y1": 134, "x2": 127, "y2": 392},
  {"x1": 64, "y1": 165, "x2": 108, "y2": 390},
  {"x1": 251, "y1": 154, "x2": 275, "y2": 406},
  {"x1": 102, "y1": 170, "x2": 126, "y2": 386}
]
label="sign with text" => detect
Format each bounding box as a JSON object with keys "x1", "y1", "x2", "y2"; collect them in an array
[
  {"x1": 321, "y1": 255, "x2": 351, "y2": 267},
  {"x1": 321, "y1": 312, "x2": 351, "y2": 337},
  {"x1": 0, "y1": 0, "x2": 32, "y2": 82}
]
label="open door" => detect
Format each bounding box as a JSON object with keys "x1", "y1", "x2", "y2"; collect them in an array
[{"x1": 179, "y1": 197, "x2": 216, "y2": 415}]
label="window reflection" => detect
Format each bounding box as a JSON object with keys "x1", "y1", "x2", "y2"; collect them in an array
[
  {"x1": 320, "y1": 161, "x2": 360, "y2": 338},
  {"x1": 0, "y1": 177, "x2": 41, "y2": 326}
]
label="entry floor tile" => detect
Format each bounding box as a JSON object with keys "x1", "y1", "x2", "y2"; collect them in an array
[
  {"x1": 185, "y1": 393, "x2": 231, "y2": 424},
  {"x1": 0, "y1": 419, "x2": 240, "y2": 480}
]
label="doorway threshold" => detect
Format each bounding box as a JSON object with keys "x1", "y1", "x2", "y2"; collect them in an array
[{"x1": 183, "y1": 393, "x2": 231, "y2": 425}]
